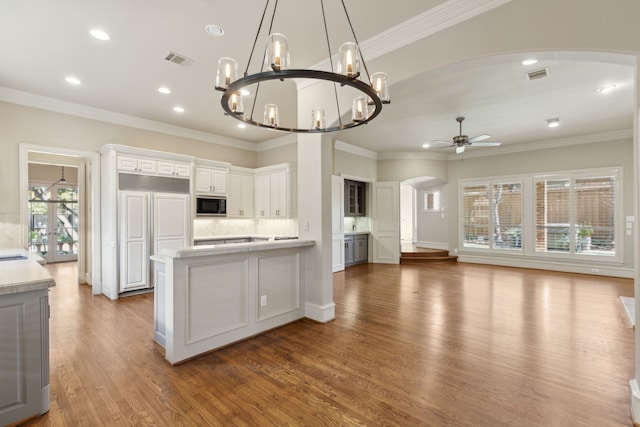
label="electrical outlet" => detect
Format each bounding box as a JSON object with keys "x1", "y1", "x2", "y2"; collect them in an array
[{"x1": 260, "y1": 295, "x2": 267, "y2": 307}]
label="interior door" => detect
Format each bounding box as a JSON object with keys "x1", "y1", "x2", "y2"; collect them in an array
[{"x1": 372, "y1": 182, "x2": 400, "y2": 264}]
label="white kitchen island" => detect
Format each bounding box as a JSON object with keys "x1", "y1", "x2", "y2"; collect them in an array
[
  {"x1": 0, "y1": 249, "x2": 55, "y2": 426},
  {"x1": 152, "y1": 239, "x2": 314, "y2": 364}
]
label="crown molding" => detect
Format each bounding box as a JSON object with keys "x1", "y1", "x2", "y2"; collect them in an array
[
  {"x1": 446, "y1": 128, "x2": 633, "y2": 160},
  {"x1": 334, "y1": 140, "x2": 378, "y2": 159},
  {"x1": 299, "y1": 0, "x2": 513, "y2": 91},
  {"x1": 256, "y1": 133, "x2": 298, "y2": 152},
  {"x1": 377, "y1": 151, "x2": 450, "y2": 161},
  {"x1": 0, "y1": 87, "x2": 258, "y2": 152}
]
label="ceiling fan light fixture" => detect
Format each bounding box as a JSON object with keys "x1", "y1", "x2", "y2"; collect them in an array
[
  {"x1": 546, "y1": 117, "x2": 560, "y2": 128},
  {"x1": 214, "y1": 0, "x2": 389, "y2": 133},
  {"x1": 456, "y1": 145, "x2": 465, "y2": 154}
]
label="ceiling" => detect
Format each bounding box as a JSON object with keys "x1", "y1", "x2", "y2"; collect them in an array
[{"x1": 0, "y1": 0, "x2": 634, "y2": 155}]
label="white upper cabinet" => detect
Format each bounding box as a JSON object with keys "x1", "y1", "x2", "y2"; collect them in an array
[
  {"x1": 118, "y1": 156, "x2": 157, "y2": 174},
  {"x1": 227, "y1": 170, "x2": 254, "y2": 218},
  {"x1": 157, "y1": 161, "x2": 191, "y2": 177},
  {"x1": 195, "y1": 166, "x2": 227, "y2": 195},
  {"x1": 254, "y1": 164, "x2": 295, "y2": 218}
]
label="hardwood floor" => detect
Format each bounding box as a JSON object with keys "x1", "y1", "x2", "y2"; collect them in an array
[{"x1": 23, "y1": 262, "x2": 634, "y2": 426}]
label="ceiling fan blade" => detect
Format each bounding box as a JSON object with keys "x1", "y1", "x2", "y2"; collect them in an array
[
  {"x1": 471, "y1": 142, "x2": 502, "y2": 147},
  {"x1": 424, "y1": 141, "x2": 453, "y2": 150},
  {"x1": 468, "y1": 134, "x2": 491, "y2": 143}
]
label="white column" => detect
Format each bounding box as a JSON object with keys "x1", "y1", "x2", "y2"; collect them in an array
[
  {"x1": 630, "y1": 55, "x2": 640, "y2": 423},
  {"x1": 298, "y1": 133, "x2": 335, "y2": 322}
]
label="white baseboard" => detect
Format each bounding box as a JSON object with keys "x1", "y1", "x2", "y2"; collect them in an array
[
  {"x1": 457, "y1": 254, "x2": 633, "y2": 278},
  {"x1": 416, "y1": 241, "x2": 449, "y2": 251},
  {"x1": 305, "y1": 302, "x2": 336, "y2": 323}
]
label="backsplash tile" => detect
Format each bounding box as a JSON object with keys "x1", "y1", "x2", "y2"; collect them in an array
[
  {"x1": 194, "y1": 218, "x2": 298, "y2": 238},
  {"x1": 0, "y1": 214, "x2": 22, "y2": 248}
]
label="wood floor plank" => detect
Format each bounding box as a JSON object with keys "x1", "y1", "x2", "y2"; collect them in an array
[{"x1": 20, "y1": 261, "x2": 634, "y2": 426}]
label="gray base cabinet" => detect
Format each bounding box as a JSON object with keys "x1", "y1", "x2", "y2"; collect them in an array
[{"x1": 345, "y1": 234, "x2": 368, "y2": 267}]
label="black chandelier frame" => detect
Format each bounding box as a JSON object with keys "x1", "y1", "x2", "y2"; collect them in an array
[{"x1": 215, "y1": 0, "x2": 389, "y2": 133}]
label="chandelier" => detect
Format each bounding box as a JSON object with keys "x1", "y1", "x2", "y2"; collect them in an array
[{"x1": 214, "y1": 0, "x2": 390, "y2": 133}]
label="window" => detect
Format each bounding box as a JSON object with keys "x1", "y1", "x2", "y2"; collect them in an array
[
  {"x1": 423, "y1": 190, "x2": 440, "y2": 212},
  {"x1": 462, "y1": 181, "x2": 522, "y2": 250},
  {"x1": 535, "y1": 172, "x2": 617, "y2": 256},
  {"x1": 460, "y1": 167, "x2": 620, "y2": 260}
]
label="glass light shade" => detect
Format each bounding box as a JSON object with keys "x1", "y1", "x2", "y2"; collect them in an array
[
  {"x1": 216, "y1": 57, "x2": 238, "y2": 89},
  {"x1": 337, "y1": 42, "x2": 361, "y2": 77},
  {"x1": 264, "y1": 104, "x2": 279, "y2": 127},
  {"x1": 371, "y1": 72, "x2": 390, "y2": 103},
  {"x1": 264, "y1": 33, "x2": 289, "y2": 71},
  {"x1": 229, "y1": 92, "x2": 243, "y2": 114},
  {"x1": 352, "y1": 97, "x2": 367, "y2": 122},
  {"x1": 311, "y1": 108, "x2": 326, "y2": 129}
]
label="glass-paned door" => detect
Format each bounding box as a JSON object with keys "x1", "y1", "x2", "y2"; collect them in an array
[{"x1": 28, "y1": 184, "x2": 79, "y2": 263}]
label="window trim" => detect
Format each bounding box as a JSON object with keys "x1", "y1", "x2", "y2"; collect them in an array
[{"x1": 458, "y1": 167, "x2": 622, "y2": 264}]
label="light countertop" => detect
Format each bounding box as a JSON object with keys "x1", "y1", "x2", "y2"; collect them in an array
[
  {"x1": 153, "y1": 239, "x2": 315, "y2": 260},
  {"x1": 0, "y1": 249, "x2": 56, "y2": 296},
  {"x1": 344, "y1": 231, "x2": 370, "y2": 235}
]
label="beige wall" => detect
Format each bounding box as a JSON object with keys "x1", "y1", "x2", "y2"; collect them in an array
[
  {"x1": 447, "y1": 138, "x2": 634, "y2": 267},
  {"x1": 256, "y1": 143, "x2": 297, "y2": 167},
  {"x1": 333, "y1": 149, "x2": 377, "y2": 181},
  {"x1": 0, "y1": 101, "x2": 258, "y2": 214},
  {"x1": 377, "y1": 157, "x2": 448, "y2": 183},
  {"x1": 28, "y1": 164, "x2": 78, "y2": 185}
]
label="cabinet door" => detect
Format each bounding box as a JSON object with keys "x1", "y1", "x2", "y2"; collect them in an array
[
  {"x1": 332, "y1": 175, "x2": 345, "y2": 272},
  {"x1": 120, "y1": 191, "x2": 149, "y2": 292},
  {"x1": 157, "y1": 161, "x2": 175, "y2": 176},
  {"x1": 270, "y1": 170, "x2": 288, "y2": 217},
  {"x1": 195, "y1": 167, "x2": 226, "y2": 195},
  {"x1": 117, "y1": 156, "x2": 138, "y2": 172},
  {"x1": 227, "y1": 173, "x2": 243, "y2": 217},
  {"x1": 254, "y1": 174, "x2": 271, "y2": 217},
  {"x1": 355, "y1": 236, "x2": 368, "y2": 263},
  {"x1": 174, "y1": 163, "x2": 191, "y2": 177},
  {"x1": 137, "y1": 158, "x2": 157, "y2": 174},
  {"x1": 239, "y1": 174, "x2": 254, "y2": 217},
  {"x1": 154, "y1": 193, "x2": 190, "y2": 256},
  {"x1": 195, "y1": 168, "x2": 213, "y2": 193},
  {"x1": 211, "y1": 169, "x2": 227, "y2": 195},
  {"x1": 344, "y1": 238, "x2": 355, "y2": 265}
]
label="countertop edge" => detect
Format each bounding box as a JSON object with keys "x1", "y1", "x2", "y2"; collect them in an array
[{"x1": 158, "y1": 239, "x2": 316, "y2": 260}]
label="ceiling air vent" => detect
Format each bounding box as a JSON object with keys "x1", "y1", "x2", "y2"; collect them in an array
[
  {"x1": 526, "y1": 67, "x2": 549, "y2": 81},
  {"x1": 164, "y1": 51, "x2": 194, "y2": 68}
]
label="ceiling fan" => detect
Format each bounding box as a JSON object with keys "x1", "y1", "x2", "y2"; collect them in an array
[{"x1": 430, "y1": 116, "x2": 502, "y2": 154}]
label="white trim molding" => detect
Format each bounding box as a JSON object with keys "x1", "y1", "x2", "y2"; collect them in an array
[
  {"x1": 0, "y1": 87, "x2": 257, "y2": 152},
  {"x1": 334, "y1": 140, "x2": 378, "y2": 159},
  {"x1": 305, "y1": 302, "x2": 336, "y2": 323},
  {"x1": 458, "y1": 254, "x2": 633, "y2": 278}
]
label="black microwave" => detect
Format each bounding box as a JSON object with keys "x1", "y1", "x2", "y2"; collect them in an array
[{"x1": 196, "y1": 196, "x2": 227, "y2": 216}]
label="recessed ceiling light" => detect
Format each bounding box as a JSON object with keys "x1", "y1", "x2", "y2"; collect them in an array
[
  {"x1": 422, "y1": 143, "x2": 429, "y2": 149},
  {"x1": 545, "y1": 117, "x2": 560, "y2": 128},
  {"x1": 89, "y1": 29, "x2": 110, "y2": 41},
  {"x1": 205, "y1": 24, "x2": 224, "y2": 36},
  {"x1": 596, "y1": 84, "x2": 617, "y2": 94},
  {"x1": 521, "y1": 58, "x2": 538, "y2": 66},
  {"x1": 65, "y1": 76, "x2": 81, "y2": 85},
  {"x1": 238, "y1": 123, "x2": 247, "y2": 129},
  {"x1": 240, "y1": 89, "x2": 250, "y2": 96},
  {"x1": 158, "y1": 86, "x2": 171, "y2": 94},
  {"x1": 173, "y1": 106, "x2": 185, "y2": 113}
]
